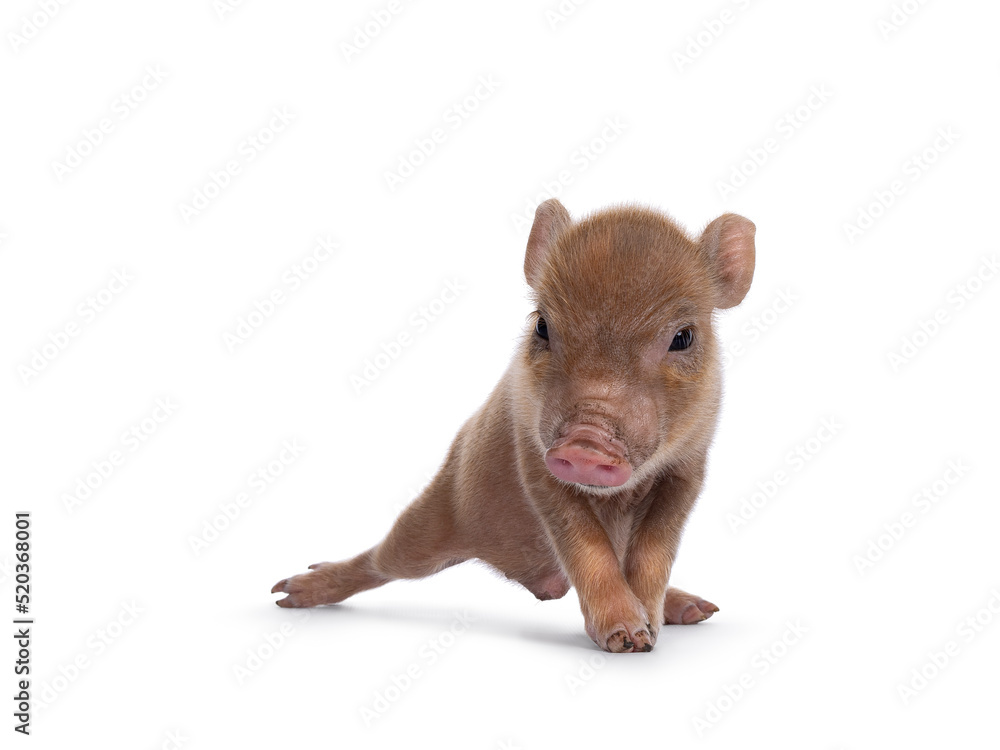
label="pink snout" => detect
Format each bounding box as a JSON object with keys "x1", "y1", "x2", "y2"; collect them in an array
[{"x1": 545, "y1": 425, "x2": 632, "y2": 487}]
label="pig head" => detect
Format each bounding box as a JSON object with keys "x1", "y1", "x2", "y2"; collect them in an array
[{"x1": 515, "y1": 199, "x2": 755, "y2": 495}]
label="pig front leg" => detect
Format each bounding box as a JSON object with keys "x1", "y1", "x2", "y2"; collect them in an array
[
  {"x1": 623, "y1": 473, "x2": 718, "y2": 639},
  {"x1": 531, "y1": 490, "x2": 656, "y2": 653}
]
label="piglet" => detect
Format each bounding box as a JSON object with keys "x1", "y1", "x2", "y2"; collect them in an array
[{"x1": 272, "y1": 199, "x2": 756, "y2": 652}]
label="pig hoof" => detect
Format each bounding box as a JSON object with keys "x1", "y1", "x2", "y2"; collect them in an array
[
  {"x1": 605, "y1": 629, "x2": 630, "y2": 652},
  {"x1": 603, "y1": 624, "x2": 655, "y2": 653},
  {"x1": 271, "y1": 564, "x2": 341, "y2": 608},
  {"x1": 663, "y1": 587, "x2": 719, "y2": 625},
  {"x1": 629, "y1": 627, "x2": 655, "y2": 653},
  {"x1": 271, "y1": 576, "x2": 312, "y2": 608},
  {"x1": 271, "y1": 578, "x2": 299, "y2": 608},
  {"x1": 586, "y1": 600, "x2": 657, "y2": 652}
]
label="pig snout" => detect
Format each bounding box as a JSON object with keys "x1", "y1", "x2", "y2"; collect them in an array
[{"x1": 545, "y1": 424, "x2": 632, "y2": 487}]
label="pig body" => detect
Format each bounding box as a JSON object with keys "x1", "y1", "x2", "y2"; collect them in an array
[{"x1": 272, "y1": 199, "x2": 756, "y2": 652}]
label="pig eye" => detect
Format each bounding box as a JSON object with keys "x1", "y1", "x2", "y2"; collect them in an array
[
  {"x1": 669, "y1": 328, "x2": 693, "y2": 351},
  {"x1": 535, "y1": 316, "x2": 549, "y2": 340}
]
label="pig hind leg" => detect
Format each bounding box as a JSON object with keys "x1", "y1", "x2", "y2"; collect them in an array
[{"x1": 272, "y1": 488, "x2": 465, "y2": 608}]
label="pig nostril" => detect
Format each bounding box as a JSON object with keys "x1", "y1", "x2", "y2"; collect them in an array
[{"x1": 545, "y1": 436, "x2": 632, "y2": 488}]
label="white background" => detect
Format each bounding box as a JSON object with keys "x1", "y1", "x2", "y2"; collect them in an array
[{"x1": 2, "y1": 0, "x2": 999, "y2": 747}]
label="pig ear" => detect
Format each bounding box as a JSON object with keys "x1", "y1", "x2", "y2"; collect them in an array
[
  {"x1": 699, "y1": 213, "x2": 756, "y2": 309},
  {"x1": 525, "y1": 199, "x2": 572, "y2": 289}
]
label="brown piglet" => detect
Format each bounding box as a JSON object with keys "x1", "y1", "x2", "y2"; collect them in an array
[{"x1": 272, "y1": 198, "x2": 756, "y2": 652}]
